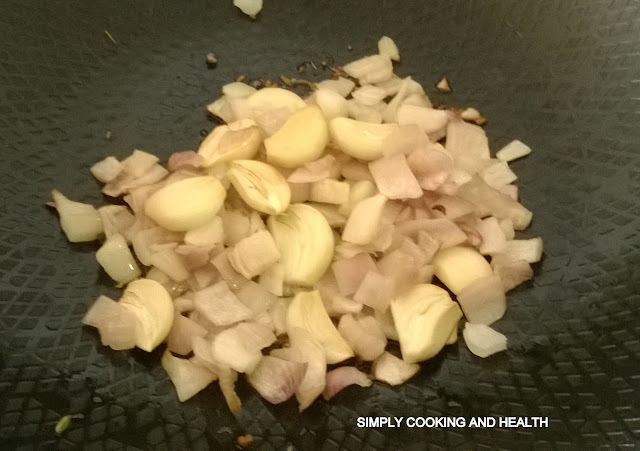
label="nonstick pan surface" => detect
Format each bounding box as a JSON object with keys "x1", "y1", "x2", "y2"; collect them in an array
[{"x1": 0, "y1": 0, "x2": 639, "y2": 449}]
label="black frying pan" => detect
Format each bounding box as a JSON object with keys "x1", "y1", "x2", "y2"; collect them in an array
[{"x1": 0, "y1": 0, "x2": 639, "y2": 448}]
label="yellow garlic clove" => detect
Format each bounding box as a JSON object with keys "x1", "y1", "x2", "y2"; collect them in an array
[
  {"x1": 267, "y1": 203, "x2": 334, "y2": 286},
  {"x1": 390, "y1": 284, "x2": 462, "y2": 363},
  {"x1": 432, "y1": 245, "x2": 493, "y2": 294},
  {"x1": 286, "y1": 290, "x2": 354, "y2": 364},
  {"x1": 198, "y1": 120, "x2": 262, "y2": 168},
  {"x1": 227, "y1": 160, "x2": 291, "y2": 215},
  {"x1": 328, "y1": 118, "x2": 398, "y2": 161},
  {"x1": 265, "y1": 106, "x2": 329, "y2": 168},
  {"x1": 119, "y1": 278, "x2": 174, "y2": 352},
  {"x1": 144, "y1": 176, "x2": 226, "y2": 232}
]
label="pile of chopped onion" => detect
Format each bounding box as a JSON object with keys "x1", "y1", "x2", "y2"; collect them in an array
[{"x1": 50, "y1": 36, "x2": 541, "y2": 412}]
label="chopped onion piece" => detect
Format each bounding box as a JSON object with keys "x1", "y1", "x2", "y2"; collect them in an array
[
  {"x1": 337, "y1": 314, "x2": 387, "y2": 361},
  {"x1": 496, "y1": 140, "x2": 532, "y2": 162},
  {"x1": 462, "y1": 323, "x2": 507, "y2": 358},
  {"x1": 233, "y1": 0, "x2": 263, "y2": 18},
  {"x1": 491, "y1": 254, "x2": 534, "y2": 292},
  {"x1": 193, "y1": 281, "x2": 253, "y2": 326},
  {"x1": 309, "y1": 179, "x2": 350, "y2": 204},
  {"x1": 207, "y1": 97, "x2": 235, "y2": 123},
  {"x1": 352, "y1": 85, "x2": 388, "y2": 106},
  {"x1": 167, "y1": 151, "x2": 204, "y2": 172},
  {"x1": 445, "y1": 121, "x2": 490, "y2": 173},
  {"x1": 288, "y1": 154, "x2": 337, "y2": 184},
  {"x1": 122, "y1": 150, "x2": 159, "y2": 178},
  {"x1": 211, "y1": 249, "x2": 250, "y2": 290},
  {"x1": 96, "y1": 233, "x2": 141, "y2": 285},
  {"x1": 222, "y1": 81, "x2": 257, "y2": 98},
  {"x1": 98, "y1": 205, "x2": 135, "y2": 241},
  {"x1": 234, "y1": 281, "x2": 277, "y2": 315},
  {"x1": 210, "y1": 321, "x2": 276, "y2": 373},
  {"x1": 166, "y1": 313, "x2": 208, "y2": 356},
  {"x1": 343, "y1": 54, "x2": 393, "y2": 84},
  {"x1": 396, "y1": 104, "x2": 449, "y2": 137},
  {"x1": 322, "y1": 367, "x2": 372, "y2": 401},
  {"x1": 91, "y1": 156, "x2": 123, "y2": 183},
  {"x1": 347, "y1": 99, "x2": 383, "y2": 123},
  {"x1": 503, "y1": 238, "x2": 543, "y2": 263},
  {"x1": 51, "y1": 190, "x2": 103, "y2": 242},
  {"x1": 149, "y1": 248, "x2": 190, "y2": 282},
  {"x1": 377, "y1": 36, "x2": 400, "y2": 61},
  {"x1": 247, "y1": 356, "x2": 307, "y2": 405},
  {"x1": 228, "y1": 230, "x2": 280, "y2": 279},
  {"x1": 315, "y1": 77, "x2": 356, "y2": 98},
  {"x1": 372, "y1": 352, "x2": 420, "y2": 385},
  {"x1": 353, "y1": 270, "x2": 392, "y2": 312},
  {"x1": 369, "y1": 153, "x2": 423, "y2": 199},
  {"x1": 456, "y1": 176, "x2": 533, "y2": 230},
  {"x1": 457, "y1": 274, "x2": 506, "y2": 325},
  {"x1": 161, "y1": 351, "x2": 217, "y2": 402},
  {"x1": 332, "y1": 253, "x2": 378, "y2": 296},
  {"x1": 481, "y1": 160, "x2": 518, "y2": 189},
  {"x1": 312, "y1": 89, "x2": 349, "y2": 120},
  {"x1": 381, "y1": 124, "x2": 430, "y2": 157},
  {"x1": 476, "y1": 217, "x2": 507, "y2": 255},
  {"x1": 341, "y1": 160, "x2": 374, "y2": 182},
  {"x1": 274, "y1": 327, "x2": 326, "y2": 411}
]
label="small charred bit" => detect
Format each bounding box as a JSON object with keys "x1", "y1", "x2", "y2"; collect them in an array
[
  {"x1": 236, "y1": 74, "x2": 247, "y2": 83},
  {"x1": 200, "y1": 129, "x2": 208, "y2": 137},
  {"x1": 279, "y1": 75, "x2": 317, "y2": 91},
  {"x1": 436, "y1": 76, "x2": 451, "y2": 92},
  {"x1": 263, "y1": 79, "x2": 280, "y2": 88},
  {"x1": 206, "y1": 53, "x2": 218, "y2": 69},
  {"x1": 328, "y1": 65, "x2": 349, "y2": 79},
  {"x1": 237, "y1": 434, "x2": 253, "y2": 449},
  {"x1": 297, "y1": 62, "x2": 308, "y2": 73}
]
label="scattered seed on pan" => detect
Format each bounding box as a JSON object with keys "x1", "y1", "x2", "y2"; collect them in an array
[
  {"x1": 55, "y1": 415, "x2": 72, "y2": 434},
  {"x1": 105, "y1": 130, "x2": 112, "y2": 140},
  {"x1": 206, "y1": 53, "x2": 218, "y2": 69},
  {"x1": 104, "y1": 30, "x2": 118, "y2": 45}
]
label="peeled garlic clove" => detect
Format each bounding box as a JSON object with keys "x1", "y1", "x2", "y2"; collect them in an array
[
  {"x1": 119, "y1": 278, "x2": 174, "y2": 352},
  {"x1": 265, "y1": 105, "x2": 328, "y2": 168},
  {"x1": 328, "y1": 118, "x2": 398, "y2": 160},
  {"x1": 390, "y1": 284, "x2": 462, "y2": 363},
  {"x1": 144, "y1": 176, "x2": 226, "y2": 232},
  {"x1": 198, "y1": 121, "x2": 262, "y2": 168},
  {"x1": 227, "y1": 160, "x2": 291, "y2": 214},
  {"x1": 51, "y1": 190, "x2": 103, "y2": 242},
  {"x1": 342, "y1": 194, "x2": 387, "y2": 245},
  {"x1": 286, "y1": 290, "x2": 354, "y2": 364},
  {"x1": 267, "y1": 204, "x2": 334, "y2": 286},
  {"x1": 432, "y1": 245, "x2": 493, "y2": 295},
  {"x1": 95, "y1": 233, "x2": 141, "y2": 285}
]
